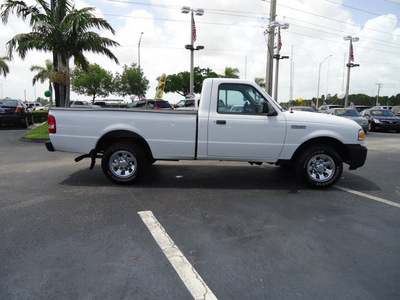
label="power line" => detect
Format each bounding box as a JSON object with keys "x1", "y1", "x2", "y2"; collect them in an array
[{"x1": 322, "y1": 0, "x2": 399, "y2": 22}]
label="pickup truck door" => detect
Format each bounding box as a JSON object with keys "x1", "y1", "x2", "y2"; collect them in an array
[{"x1": 206, "y1": 83, "x2": 286, "y2": 161}]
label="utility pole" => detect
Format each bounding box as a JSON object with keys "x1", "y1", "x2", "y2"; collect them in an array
[
  {"x1": 265, "y1": 0, "x2": 277, "y2": 96},
  {"x1": 289, "y1": 45, "x2": 293, "y2": 102},
  {"x1": 376, "y1": 83, "x2": 383, "y2": 105},
  {"x1": 138, "y1": 32, "x2": 144, "y2": 70},
  {"x1": 344, "y1": 36, "x2": 360, "y2": 107}
]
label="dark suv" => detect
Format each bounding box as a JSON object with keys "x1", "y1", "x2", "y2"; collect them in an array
[
  {"x1": 127, "y1": 99, "x2": 173, "y2": 110},
  {"x1": 0, "y1": 99, "x2": 33, "y2": 128}
]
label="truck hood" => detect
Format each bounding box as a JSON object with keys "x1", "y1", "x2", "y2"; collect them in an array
[{"x1": 282, "y1": 110, "x2": 361, "y2": 128}]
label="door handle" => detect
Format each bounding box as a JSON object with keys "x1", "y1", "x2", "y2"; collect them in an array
[{"x1": 216, "y1": 120, "x2": 226, "y2": 125}]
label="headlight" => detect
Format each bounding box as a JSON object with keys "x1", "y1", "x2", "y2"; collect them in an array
[
  {"x1": 358, "y1": 129, "x2": 365, "y2": 141},
  {"x1": 373, "y1": 118, "x2": 382, "y2": 124}
]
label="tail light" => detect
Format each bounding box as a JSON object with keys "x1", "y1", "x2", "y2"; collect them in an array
[
  {"x1": 48, "y1": 114, "x2": 56, "y2": 133},
  {"x1": 16, "y1": 107, "x2": 22, "y2": 113},
  {"x1": 154, "y1": 107, "x2": 163, "y2": 109}
]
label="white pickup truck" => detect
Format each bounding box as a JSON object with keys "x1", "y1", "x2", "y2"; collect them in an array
[{"x1": 46, "y1": 78, "x2": 367, "y2": 188}]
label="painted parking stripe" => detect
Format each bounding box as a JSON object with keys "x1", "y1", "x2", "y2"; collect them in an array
[
  {"x1": 138, "y1": 211, "x2": 218, "y2": 300},
  {"x1": 335, "y1": 185, "x2": 400, "y2": 209}
]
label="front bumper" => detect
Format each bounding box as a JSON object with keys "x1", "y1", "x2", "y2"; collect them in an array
[{"x1": 345, "y1": 144, "x2": 367, "y2": 170}]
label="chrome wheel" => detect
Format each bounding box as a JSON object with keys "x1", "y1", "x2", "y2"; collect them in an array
[
  {"x1": 109, "y1": 150, "x2": 137, "y2": 179},
  {"x1": 306, "y1": 154, "x2": 335, "y2": 182}
]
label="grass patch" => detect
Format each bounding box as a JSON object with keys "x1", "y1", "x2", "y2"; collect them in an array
[{"x1": 25, "y1": 122, "x2": 49, "y2": 139}]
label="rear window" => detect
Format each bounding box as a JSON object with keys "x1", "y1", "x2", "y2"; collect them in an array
[{"x1": 0, "y1": 100, "x2": 18, "y2": 107}]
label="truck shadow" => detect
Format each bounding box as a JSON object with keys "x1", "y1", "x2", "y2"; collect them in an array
[{"x1": 60, "y1": 162, "x2": 378, "y2": 192}]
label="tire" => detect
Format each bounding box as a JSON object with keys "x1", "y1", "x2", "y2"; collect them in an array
[
  {"x1": 296, "y1": 144, "x2": 343, "y2": 189},
  {"x1": 28, "y1": 114, "x2": 34, "y2": 125},
  {"x1": 101, "y1": 142, "x2": 148, "y2": 185},
  {"x1": 368, "y1": 122, "x2": 375, "y2": 132},
  {"x1": 20, "y1": 116, "x2": 28, "y2": 128}
]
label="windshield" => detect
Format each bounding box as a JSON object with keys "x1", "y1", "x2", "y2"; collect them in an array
[
  {"x1": 335, "y1": 109, "x2": 359, "y2": 116},
  {"x1": 371, "y1": 110, "x2": 396, "y2": 117},
  {"x1": 0, "y1": 100, "x2": 18, "y2": 107}
]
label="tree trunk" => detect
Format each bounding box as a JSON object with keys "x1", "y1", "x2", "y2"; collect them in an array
[{"x1": 65, "y1": 59, "x2": 70, "y2": 107}]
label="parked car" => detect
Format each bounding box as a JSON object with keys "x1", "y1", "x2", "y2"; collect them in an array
[
  {"x1": 0, "y1": 99, "x2": 33, "y2": 128},
  {"x1": 348, "y1": 105, "x2": 371, "y2": 113},
  {"x1": 317, "y1": 104, "x2": 343, "y2": 113},
  {"x1": 174, "y1": 99, "x2": 199, "y2": 110},
  {"x1": 290, "y1": 106, "x2": 316, "y2": 112},
  {"x1": 26, "y1": 102, "x2": 44, "y2": 111},
  {"x1": 328, "y1": 108, "x2": 368, "y2": 132},
  {"x1": 360, "y1": 108, "x2": 400, "y2": 132},
  {"x1": 70, "y1": 101, "x2": 100, "y2": 108},
  {"x1": 371, "y1": 106, "x2": 392, "y2": 110},
  {"x1": 127, "y1": 99, "x2": 173, "y2": 110},
  {"x1": 391, "y1": 106, "x2": 400, "y2": 117}
]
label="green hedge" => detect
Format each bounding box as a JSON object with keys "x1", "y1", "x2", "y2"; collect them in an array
[{"x1": 30, "y1": 111, "x2": 49, "y2": 123}]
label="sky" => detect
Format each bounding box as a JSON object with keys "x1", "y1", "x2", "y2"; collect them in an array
[{"x1": 0, "y1": 0, "x2": 399, "y2": 104}]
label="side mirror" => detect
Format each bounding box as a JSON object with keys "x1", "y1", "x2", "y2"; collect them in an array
[{"x1": 263, "y1": 102, "x2": 277, "y2": 116}]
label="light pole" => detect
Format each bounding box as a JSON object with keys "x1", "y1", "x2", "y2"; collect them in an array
[
  {"x1": 181, "y1": 6, "x2": 204, "y2": 95},
  {"x1": 265, "y1": 0, "x2": 277, "y2": 96},
  {"x1": 138, "y1": 32, "x2": 144, "y2": 70},
  {"x1": 316, "y1": 55, "x2": 332, "y2": 109},
  {"x1": 343, "y1": 36, "x2": 360, "y2": 107},
  {"x1": 269, "y1": 21, "x2": 289, "y2": 102}
]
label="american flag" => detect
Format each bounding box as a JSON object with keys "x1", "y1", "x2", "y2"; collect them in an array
[
  {"x1": 193, "y1": 18, "x2": 197, "y2": 42},
  {"x1": 350, "y1": 40, "x2": 354, "y2": 62}
]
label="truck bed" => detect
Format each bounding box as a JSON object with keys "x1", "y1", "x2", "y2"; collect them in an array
[{"x1": 50, "y1": 108, "x2": 198, "y2": 159}]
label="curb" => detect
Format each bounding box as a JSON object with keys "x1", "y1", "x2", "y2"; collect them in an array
[
  {"x1": 20, "y1": 122, "x2": 49, "y2": 143},
  {"x1": 20, "y1": 136, "x2": 50, "y2": 143}
]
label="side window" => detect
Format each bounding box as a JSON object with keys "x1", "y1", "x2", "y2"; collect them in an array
[
  {"x1": 217, "y1": 83, "x2": 267, "y2": 114},
  {"x1": 175, "y1": 101, "x2": 185, "y2": 108}
]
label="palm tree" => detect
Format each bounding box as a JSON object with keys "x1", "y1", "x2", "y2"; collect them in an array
[
  {"x1": 223, "y1": 67, "x2": 240, "y2": 79},
  {"x1": 30, "y1": 59, "x2": 56, "y2": 105},
  {"x1": 255, "y1": 77, "x2": 265, "y2": 89},
  {"x1": 1, "y1": 0, "x2": 120, "y2": 106},
  {"x1": 0, "y1": 56, "x2": 10, "y2": 77}
]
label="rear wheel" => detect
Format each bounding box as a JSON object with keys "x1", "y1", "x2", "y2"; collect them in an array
[
  {"x1": 20, "y1": 116, "x2": 28, "y2": 128},
  {"x1": 102, "y1": 142, "x2": 148, "y2": 185},
  {"x1": 296, "y1": 145, "x2": 343, "y2": 188}
]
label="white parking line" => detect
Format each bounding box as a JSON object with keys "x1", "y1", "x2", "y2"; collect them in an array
[
  {"x1": 335, "y1": 185, "x2": 400, "y2": 209},
  {"x1": 138, "y1": 211, "x2": 218, "y2": 300}
]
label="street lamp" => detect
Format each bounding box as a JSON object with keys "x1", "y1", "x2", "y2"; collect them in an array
[
  {"x1": 268, "y1": 21, "x2": 289, "y2": 101},
  {"x1": 181, "y1": 6, "x2": 204, "y2": 95},
  {"x1": 316, "y1": 54, "x2": 332, "y2": 109},
  {"x1": 138, "y1": 32, "x2": 144, "y2": 70},
  {"x1": 343, "y1": 35, "x2": 360, "y2": 107}
]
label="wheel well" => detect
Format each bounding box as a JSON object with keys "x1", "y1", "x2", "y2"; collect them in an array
[
  {"x1": 96, "y1": 130, "x2": 154, "y2": 160},
  {"x1": 292, "y1": 137, "x2": 350, "y2": 164}
]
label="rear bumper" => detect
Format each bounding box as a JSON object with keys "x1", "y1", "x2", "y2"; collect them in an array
[
  {"x1": 345, "y1": 144, "x2": 367, "y2": 170},
  {"x1": 0, "y1": 115, "x2": 24, "y2": 124},
  {"x1": 45, "y1": 140, "x2": 55, "y2": 152}
]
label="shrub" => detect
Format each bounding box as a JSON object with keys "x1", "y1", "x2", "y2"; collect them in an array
[{"x1": 32, "y1": 111, "x2": 49, "y2": 123}]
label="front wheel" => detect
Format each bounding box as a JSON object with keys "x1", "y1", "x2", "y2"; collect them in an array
[
  {"x1": 296, "y1": 145, "x2": 343, "y2": 188},
  {"x1": 102, "y1": 142, "x2": 148, "y2": 185},
  {"x1": 368, "y1": 122, "x2": 375, "y2": 132}
]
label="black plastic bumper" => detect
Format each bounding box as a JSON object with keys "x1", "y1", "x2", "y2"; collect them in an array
[
  {"x1": 45, "y1": 140, "x2": 55, "y2": 152},
  {"x1": 346, "y1": 144, "x2": 367, "y2": 170}
]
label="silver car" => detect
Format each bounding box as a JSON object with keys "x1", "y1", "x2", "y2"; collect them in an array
[{"x1": 329, "y1": 108, "x2": 368, "y2": 132}]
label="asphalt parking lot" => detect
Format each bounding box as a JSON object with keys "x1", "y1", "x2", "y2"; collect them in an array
[{"x1": 1, "y1": 125, "x2": 399, "y2": 300}]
